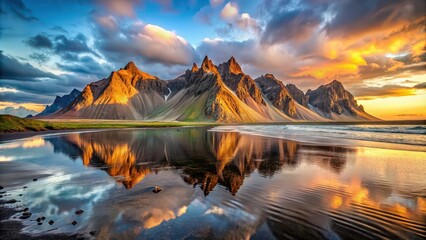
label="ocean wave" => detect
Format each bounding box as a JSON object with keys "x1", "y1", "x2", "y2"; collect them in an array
[{"x1": 210, "y1": 125, "x2": 426, "y2": 148}]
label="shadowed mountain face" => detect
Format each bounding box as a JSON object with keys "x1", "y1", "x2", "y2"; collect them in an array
[
  {"x1": 47, "y1": 128, "x2": 351, "y2": 193},
  {"x1": 43, "y1": 57, "x2": 377, "y2": 122},
  {"x1": 255, "y1": 74, "x2": 297, "y2": 117},
  {"x1": 37, "y1": 89, "x2": 81, "y2": 117},
  {"x1": 306, "y1": 80, "x2": 378, "y2": 120}
]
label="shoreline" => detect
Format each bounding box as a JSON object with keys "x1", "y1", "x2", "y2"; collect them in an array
[{"x1": 1, "y1": 119, "x2": 425, "y2": 143}]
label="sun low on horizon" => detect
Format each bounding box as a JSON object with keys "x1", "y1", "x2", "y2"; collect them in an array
[{"x1": 0, "y1": 0, "x2": 425, "y2": 120}]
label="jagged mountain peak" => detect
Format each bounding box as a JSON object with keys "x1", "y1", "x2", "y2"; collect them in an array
[
  {"x1": 124, "y1": 61, "x2": 139, "y2": 71},
  {"x1": 121, "y1": 61, "x2": 156, "y2": 80},
  {"x1": 42, "y1": 57, "x2": 377, "y2": 122},
  {"x1": 264, "y1": 73, "x2": 276, "y2": 79},
  {"x1": 225, "y1": 56, "x2": 242, "y2": 74},
  {"x1": 305, "y1": 79, "x2": 377, "y2": 120},
  {"x1": 201, "y1": 56, "x2": 216, "y2": 72},
  {"x1": 191, "y1": 63, "x2": 199, "y2": 72}
]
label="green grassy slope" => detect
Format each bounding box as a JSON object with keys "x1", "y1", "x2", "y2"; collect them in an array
[{"x1": 0, "y1": 115, "x2": 215, "y2": 133}]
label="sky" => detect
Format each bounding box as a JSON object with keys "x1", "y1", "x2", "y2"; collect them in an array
[{"x1": 0, "y1": 0, "x2": 425, "y2": 120}]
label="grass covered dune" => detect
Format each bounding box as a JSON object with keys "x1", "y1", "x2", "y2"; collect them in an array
[{"x1": 0, "y1": 115, "x2": 213, "y2": 133}]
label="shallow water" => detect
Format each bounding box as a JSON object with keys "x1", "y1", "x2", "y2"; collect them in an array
[{"x1": 0, "y1": 127, "x2": 425, "y2": 239}]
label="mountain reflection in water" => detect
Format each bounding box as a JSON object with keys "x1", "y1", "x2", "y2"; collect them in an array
[
  {"x1": 47, "y1": 128, "x2": 349, "y2": 193},
  {"x1": 1, "y1": 127, "x2": 425, "y2": 239}
]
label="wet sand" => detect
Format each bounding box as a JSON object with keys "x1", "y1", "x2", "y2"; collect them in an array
[{"x1": 0, "y1": 202, "x2": 86, "y2": 239}]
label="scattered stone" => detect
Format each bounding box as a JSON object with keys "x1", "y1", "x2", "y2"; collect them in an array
[
  {"x1": 75, "y1": 209, "x2": 84, "y2": 215},
  {"x1": 23, "y1": 207, "x2": 29, "y2": 212},
  {"x1": 19, "y1": 212, "x2": 32, "y2": 219},
  {"x1": 152, "y1": 186, "x2": 162, "y2": 193},
  {"x1": 48, "y1": 220, "x2": 54, "y2": 225},
  {"x1": 72, "y1": 221, "x2": 77, "y2": 225},
  {"x1": 0, "y1": 186, "x2": 3, "y2": 190},
  {"x1": 37, "y1": 222, "x2": 42, "y2": 225},
  {"x1": 33, "y1": 179, "x2": 37, "y2": 181},
  {"x1": 18, "y1": 194, "x2": 23, "y2": 196},
  {"x1": 0, "y1": 195, "x2": 2, "y2": 198},
  {"x1": 0, "y1": 191, "x2": 6, "y2": 194},
  {"x1": 41, "y1": 216, "x2": 46, "y2": 220},
  {"x1": 36, "y1": 217, "x2": 42, "y2": 222},
  {"x1": 5, "y1": 199, "x2": 17, "y2": 204},
  {"x1": 89, "y1": 231, "x2": 97, "y2": 236},
  {"x1": 23, "y1": 186, "x2": 28, "y2": 189}
]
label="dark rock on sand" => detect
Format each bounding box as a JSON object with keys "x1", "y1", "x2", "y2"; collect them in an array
[
  {"x1": 1, "y1": 206, "x2": 86, "y2": 239},
  {"x1": 152, "y1": 186, "x2": 162, "y2": 193},
  {"x1": 72, "y1": 221, "x2": 77, "y2": 225},
  {"x1": 23, "y1": 186, "x2": 28, "y2": 189},
  {"x1": 36, "y1": 217, "x2": 42, "y2": 222},
  {"x1": 5, "y1": 199, "x2": 17, "y2": 204},
  {"x1": 23, "y1": 207, "x2": 29, "y2": 212},
  {"x1": 48, "y1": 220, "x2": 54, "y2": 225},
  {"x1": 75, "y1": 209, "x2": 84, "y2": 215},
  {"x1": 38, "y1": 222, "x2": 43, "y2": 225},
  {"x1": 89, "y1": 231, "x2": 97, "y2": 236},
  {"x1": 33, "y1": 178, "x2": 37, "y2": 181},
  {"x1": 41, "y1": 216, "x2": 46, "y2": 220},
  {"x1": 19, "y1": 212, "x2": 32, "y2": 219},
  {"x1": 0, "y1": 186, "x2": 3, "y2": 189}
]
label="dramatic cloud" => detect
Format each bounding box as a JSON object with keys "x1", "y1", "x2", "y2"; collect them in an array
[
  {"x1": 25, "y1": 33, "x2": 98, "y2": 59},
  {"x1": 220, "y1": 2, "x2": 239, "y2": 20},
  {"x1": 352, "y1": 84, "x2": 417, "y2": 100},
  {"x1": 24, "y1": 34, "x2": 53, "y2": 49},
  {"x1": 413, "y1": 82, "x2": 426, "y2": 89},
  {"x1": 92, "y1": 14, "x2": 196, "y2": 67},
  {"x1": 1, "y1": 0, "x2": 38, "y2": 22},
  {"x1": 0, "y1": 51, "x2": 56, "y2": 80},
  {"x1": 219, "y1": 2, "x2": 260, "y2": 33},
  {"x1": 56, "y1": 55, "x2": 111, "y2": 77},
  {"x1": 95, "y1": 0, "x2": 141, "y2": 17},
  {"x1": 261, "y1": 8, "x2": 322, "y2": 45},
  {"x1": 325, "y1": 0, "x2": 425, "y2": 38}
]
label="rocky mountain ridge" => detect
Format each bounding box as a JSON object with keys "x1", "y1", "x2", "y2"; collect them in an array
[{"x1": 43, "y1": 57, "x2": 378, "y2": 122}]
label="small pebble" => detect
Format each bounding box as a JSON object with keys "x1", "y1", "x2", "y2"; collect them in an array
[
  {"x1": 23, "y1": 186, "x2": 28, "y2": 189},
  {"x1": 152, "y1": 186, "x2": 162, "y2": 193},
  {"x1": 0, "y1": 186, "x2": 3, "y2": 190},
  {"x1": 41, "y1": 216, "x2": 46, "y2": 220},
  {"x1": 18, "y1": 194, "x2": 23, "y2": 196},
  {"x1": 75, "y1": 209, "x2": 84, "y2": 215},
  {"x1": 89, "y1": 231, "x2": 97, "y2": 236},
  {"x1": 36, "y1": 217, "x2": 41, "y2": 222},
  {"x1": 37, "y1": 222, "x2": 42, "y2": 225},
  {"x1": 33, "y1": 179, "x2": 37, "y2": 181},
  {"x1": 5, "y1": 199, "x2": 17, "y2": 204},
  {"x1": 48, "y1": 220, "x2": 54, "y2": 225},
  {"x1": 23, "y1": 207, "x2": 29, "y2": 212},
  {"x1": 19, "y1": 212, "x2": 32, "y2": 219},
  {"x1": 72, "y1": 220, "x2": 77, "y2": 225}
]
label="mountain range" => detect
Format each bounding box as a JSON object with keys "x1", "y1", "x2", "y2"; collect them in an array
[{"x1": 39, "y1": 56, "x2": 377, "y2": 122}]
